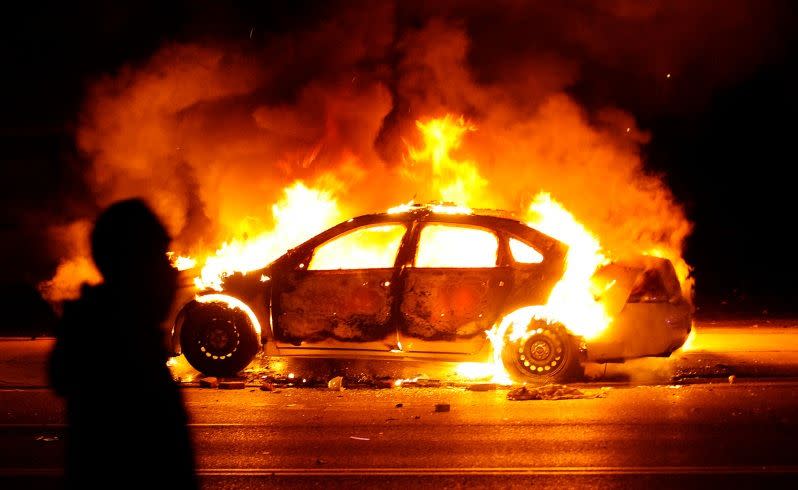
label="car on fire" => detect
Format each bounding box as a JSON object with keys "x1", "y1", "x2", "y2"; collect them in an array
[{"x1": 168, "y1": 204, "x2": 692, "y2": 382}]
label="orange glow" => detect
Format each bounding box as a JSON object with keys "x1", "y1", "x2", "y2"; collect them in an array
[
  {"x1": 309, "y1": 224, "x2": 406, "y2": 270},
  {"x1": 407, "y1": 115, "x2": 486, "y2": 206},
  {"x1": 523, "y1": 192, "x2": 611, "y2": 339},
  {"x1": 415, "y1": 224, "x2": 498, "y2": 268},
  {"x1": 156, "y1": 113, "x2": 689, "y2": 385},
  {"x1": 168, "y1": 253, "x2": 197, "y2": 271},
  {"x1": 195, "y1": 293, "x2": 262, "y2": 335},
  {"x1": 644, "y1": 246, "x2": 693, "y2": 298},
  {"x1": 192, "y1": 182, "x2": 343, "y2": 291}
]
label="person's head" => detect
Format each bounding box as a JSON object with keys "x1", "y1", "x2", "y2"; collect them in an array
[{"x1": 91, "y1": 199, "x2": 177, "y2": 307}]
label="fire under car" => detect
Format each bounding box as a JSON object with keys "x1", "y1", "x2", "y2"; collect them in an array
[{"x1": 168, "y1": 204, "x2": 692, "y2": 382}]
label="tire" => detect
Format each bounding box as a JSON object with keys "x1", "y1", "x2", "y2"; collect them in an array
[
  {"x1": 179, "y1": 301, "x2": 260, "y2": 377},
  {"x1": 501, "y1": 319, "x2": 582, "y2": 383}
]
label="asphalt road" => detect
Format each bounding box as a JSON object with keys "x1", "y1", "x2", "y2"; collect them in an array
[{"x1": 2, "y1": 321, "x2": 798, "y2": 488}]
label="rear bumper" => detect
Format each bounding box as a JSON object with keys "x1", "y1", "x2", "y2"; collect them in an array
[{"x1": 584, "y1": 302, "x2": 692, "y2": 362}]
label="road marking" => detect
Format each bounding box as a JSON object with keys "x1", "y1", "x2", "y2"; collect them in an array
[
  {"x1": 3, "y1": 466, "x2": 798, "y2": 477},
  {"x1": 196, "y1": 466, "x2": 798, "y2": 476}
]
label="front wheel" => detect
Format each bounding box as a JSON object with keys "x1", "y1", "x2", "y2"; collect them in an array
[
  {"x1": 179, "y1": 301, "x2": 260, "y2": 377},
  {"x1": 501, "y1": 320, "x2": 582, "y2": 383}
]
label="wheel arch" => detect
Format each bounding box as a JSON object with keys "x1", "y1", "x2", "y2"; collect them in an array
[{"x1": 171, "y1": 293, "x2": 266, "y2": 356}]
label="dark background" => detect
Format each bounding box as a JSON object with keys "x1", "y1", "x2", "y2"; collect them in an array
[{"x1": 1, "y1": 1, "x2": 797, "y2": 334}]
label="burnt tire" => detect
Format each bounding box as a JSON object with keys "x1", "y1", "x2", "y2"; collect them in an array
[
  {"x1": 501, "y1": 320, "x2": 582, "y2": 383},
  {"x1": 179, "y1": 301, "x2": 259, "y2": 377}
]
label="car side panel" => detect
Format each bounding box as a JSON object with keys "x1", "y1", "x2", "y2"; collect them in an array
[
  {"x1": 399, "y1": 267, "x2": 511, "y2": 341},
  {"x1": 585, "y1": 302, "x2": 692, "y2": 361},
  {"x1": 274, "y1": 269, "x2": 396, "y2": 344}
]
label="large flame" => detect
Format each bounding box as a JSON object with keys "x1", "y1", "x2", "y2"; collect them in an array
[
  {"x1": 171, "y1": 113, "x2": 680, "y2": 384},
  {"x1": 191, "y1": 182, "x2": 342, "y2": 291},
  {"x1": 523, "y1": 192, "x2": 611, "y2": 340},
  {"x1": 406, "y1": 115, "x2": 487, "y2": 206}
]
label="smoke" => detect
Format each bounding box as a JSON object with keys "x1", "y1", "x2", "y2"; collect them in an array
[{"x1": 41, "y1": 0, "x2": 792, "y2": 301}]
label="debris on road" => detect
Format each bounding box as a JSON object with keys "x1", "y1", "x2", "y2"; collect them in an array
[
  {"x1": 260, "y1": 381, "x2": 275, "y2": 392},
  {"x1": 219, "y1": 379, "x2": 246, "y2": 389},
  {"x1": 395, "y1": 403, "x2": 404, "y2": 408},
  {"x1": 507, "y1": 384, "x2": 606, "y2": 401},
  {"x1": 729, "y1": 374, "x2": 737, "y2": 384},
  {"x1": 35, "y1": 435, "x2": 59, "y2": 442},
  {"x1": 350, "y1": 436, "x2": 370, "y2": 441},
  {"x1": 435, "y1": 403, "x2": 451, "y2": 412},
  {"x1": 328, "y1": 376, "x2": 344, "y2": 391},
  {"x1": 199, "y1": 377, "x2": 219, "y2": 389}
]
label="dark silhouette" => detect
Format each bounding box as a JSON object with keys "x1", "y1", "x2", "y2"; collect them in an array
[{"x1": 50, "y1": 199, "x2": 197, "y2": 488}]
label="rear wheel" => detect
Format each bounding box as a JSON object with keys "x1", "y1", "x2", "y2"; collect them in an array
[
  {"x1": 179, "y1": 301, "x2": 259, "y2": 377},
  {"x1": 501, "y1": 320, "x2": 582, "y2": 383}
]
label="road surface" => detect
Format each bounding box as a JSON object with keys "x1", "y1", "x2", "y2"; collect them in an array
[{"x1": 1, "y1": 320, "x2": 798, "y2": 488}]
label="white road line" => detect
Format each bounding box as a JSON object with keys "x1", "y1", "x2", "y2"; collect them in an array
[{"x1": 3, "y1": 466, "x2": 798, "y2": 477}]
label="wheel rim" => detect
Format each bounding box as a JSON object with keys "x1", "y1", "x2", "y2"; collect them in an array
[
  {"x1": 512, "y1": 325, "x2": 567, "y2": 376},
  {"x1": 197, "y1": 317, "x2": 241, "y2": 360}
]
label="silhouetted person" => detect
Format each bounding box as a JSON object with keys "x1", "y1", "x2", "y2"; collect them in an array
[{"x1": 50, "y1": 199, "x2": 197, "y2": 489}]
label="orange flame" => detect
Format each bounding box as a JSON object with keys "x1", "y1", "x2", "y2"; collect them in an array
[
  {"x1": 193, "y1": 182, "x2": 342, "y2": 291},
  {"x1": 168, "y1": 113, "x2": 684, "y2": 385}
]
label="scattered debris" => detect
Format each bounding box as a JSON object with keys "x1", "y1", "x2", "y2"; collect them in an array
[
  {"x1": 395, "y1": 403, "x2": 404, "y2": 408},
  {"x1": 467, "y1": 383, "x2": 497, "y2": 392},
  {"x1": 199, "y1": 377, "x2": 219, "y2": 389},
  {"x1": 219, "y1": 379, "x2": 246, "y2": 390},
  {"x1": 35, "y1": 435, "x2": 59, "y2": 442},
  {"x1": 328, "y1": 376, "x2": 344, "y2": 391},
  {"x1": 507, "y1": 384, "x2": 606, "y2": 401},
  {"x1": 374, "y1": 377, "x2": 395, "y2": 389},
  {"x1": 260, "y1": 382, "x2": 275, "y2": 392},
  {"x1": 728, "y1": 374, "x2": 737, "y2": 384},
  {"x1": 350, "y1": 436, "x2": 370, "y2": 441},
  {"x1": 316, "y1": 458, "x2": 326, "y2": 465},
  {"x1": 434, "y1": 403, "x2": 451, "y2": 412}
]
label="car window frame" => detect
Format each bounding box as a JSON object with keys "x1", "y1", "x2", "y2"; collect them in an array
[
  {"x1": 409, "y1": 221, "x2": 503, "y2": 269},
  {"x1": 304, "y1": 221, "x2": 410, "y2": 271}
]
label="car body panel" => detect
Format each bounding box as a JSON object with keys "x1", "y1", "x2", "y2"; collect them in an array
[
  {"x1": 167, "y1": 207, "x2": 691, "y2": 366},
  {"x1": 275, "y1": 268, "x2": 396, "y2": 344}
]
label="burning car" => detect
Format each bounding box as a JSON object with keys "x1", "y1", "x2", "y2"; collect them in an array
[{"x1": 168, "y1": 204, "x2": 691, "y2": 382}]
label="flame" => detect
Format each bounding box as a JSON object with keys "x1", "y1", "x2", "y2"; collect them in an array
[
  {"x1": 407, "y1": 115, "x2": 486, "y2": 206},
  {"x1": 163, "y1": 113, "x2": 685, "y2": 385},
  {"x1": 167, "y1": 253, "x2": 197, "y2": 271},
  {"x1": 644, "y1": 246, "x2": 693, "y2": 298},
  {"x1": 192, "y1": 182, "x2": 342, "y2": 291},
  {"x1": 523, "y1": 192, "x2": 611, "y2": 339}
]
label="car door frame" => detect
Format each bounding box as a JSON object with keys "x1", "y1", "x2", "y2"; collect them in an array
[
  {"x1": 393, "y1": 214, "x2": 514, "y2": 354},
  {"x1": 269, "y1": 214, "x2": 416, "y2": 352}
]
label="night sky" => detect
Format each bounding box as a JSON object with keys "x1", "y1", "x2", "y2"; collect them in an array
[{"x1": 2, "y1": 1, "x2": 797, "y2": 328}]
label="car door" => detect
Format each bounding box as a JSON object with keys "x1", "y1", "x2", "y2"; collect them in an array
[
  {"x1": 272, "y1": 223, "x2": 407, "y2": 347},
  {"x1": 398, "y1": 221, "x2": 512, "y2": 354}
]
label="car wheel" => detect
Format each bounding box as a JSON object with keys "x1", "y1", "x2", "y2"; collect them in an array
[
  {"x1": 179, "y1": 301, "x2": 260, "y2": 377},
  {"x1": 501, "y1": 320, "x2": 582, "y2": 383}
]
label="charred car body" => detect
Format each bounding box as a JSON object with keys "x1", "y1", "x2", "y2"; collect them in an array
[{"x1": 169, "y1": 205, "x2": 692, "y2": 382}]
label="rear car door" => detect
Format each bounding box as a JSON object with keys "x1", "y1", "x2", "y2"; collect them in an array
[
  {"x1": 272, "y1": 223, "x2": 407, "y2": 346},
  {"x1": 398, "y1": 221, "x2": 512, "y2": 354}
]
